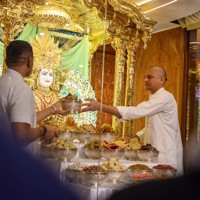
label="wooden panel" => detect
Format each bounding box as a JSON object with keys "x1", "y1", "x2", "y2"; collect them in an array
[{"x1": 91, "y1": 44, "x2": 115, "y2": 128}]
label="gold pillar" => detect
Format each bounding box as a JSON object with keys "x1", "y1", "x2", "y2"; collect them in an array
[
  {"x1": 111, "y1": 37, "x2": 127, "y2": 137},
  {"x1": 88, "y1": 53, "x2": 94, "y2": 82},
  {"x1": 123, "y1": 36, "x2": 140, "y2": 137},
  {"x1": 1, "y1": 6, "x2": 23, "y2": 73}
]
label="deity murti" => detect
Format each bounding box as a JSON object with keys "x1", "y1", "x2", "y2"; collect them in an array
[
  {"x1": 34, "y1": 68, "x2": 58, "y2": 110},
  {"x1": 30, "y1": 30, "x2": 63, "y2": 125}
]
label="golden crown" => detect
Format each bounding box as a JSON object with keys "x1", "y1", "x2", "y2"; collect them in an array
[{"x1": 30, "y1": 30, "x2": 62, "y2": 71}]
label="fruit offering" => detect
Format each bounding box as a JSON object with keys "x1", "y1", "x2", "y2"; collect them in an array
[{"x1": 102, "y1": 139, "x2": 128, "y2": 150}]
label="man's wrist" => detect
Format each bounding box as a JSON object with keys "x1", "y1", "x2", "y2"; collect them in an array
[
  {"x1": 40, "y1": 125, "x2": 47, "y2": 137},
  {"x1": 50, "y1": 105, "x2": 57, "y2": 115}
]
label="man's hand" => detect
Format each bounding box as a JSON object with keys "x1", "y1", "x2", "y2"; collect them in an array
[
  {"x1": 81, "y1": 98, "x2": 121, "y2": 118},
  {"x1": 81, "y1": 98, "x2": 100, "y2": 112},
  {"x1": 52, "y1": 99, "x2": 71, "y2": 116},
  {"x1": 41, "y1": 125, "x2": 58, "y2": 143}
]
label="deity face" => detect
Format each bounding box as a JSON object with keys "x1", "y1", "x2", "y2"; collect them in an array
[{"x1": 39, "y1": 68, "x2": 54, "y2": 88}]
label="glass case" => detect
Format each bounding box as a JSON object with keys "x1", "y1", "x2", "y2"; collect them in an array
[{"x1": 186, "y1": 28, "x2": 200, "y2": 145}]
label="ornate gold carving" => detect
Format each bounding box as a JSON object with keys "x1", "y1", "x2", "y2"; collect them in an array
[
  {"x1": 123, "y1": 34, "x2": 140, "y2": 137},
  {"x1": 0, "y1": 0, "x2": 45, "y2": 73},
  {"x1": 28, "y1": 0, "x2": 107, "y2": 65},
  {"x1": 111, "y1": 37, "x2": 127, "y2": 136},
  {"x1": 30, "y1": 5, "x2": 71, "y2": 29},
  {"x1": 83, "y1": 0, "x2": 156, "y2": 38}
]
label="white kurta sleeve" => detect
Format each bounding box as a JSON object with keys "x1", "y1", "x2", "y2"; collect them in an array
[
  {"x1": 116, "y1": 90, "x2": 170, "y2": 120},
  {"x1": 136, "y1": 128, "x2": 145, "y2": 143}
]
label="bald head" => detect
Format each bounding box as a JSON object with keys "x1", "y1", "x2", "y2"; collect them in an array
[
  {"x1": 150, "y1": 66, "x2": 167, "y2": 83},
  {"x1": 144, "y1": 66, "x2": 168, "y2": 93}
]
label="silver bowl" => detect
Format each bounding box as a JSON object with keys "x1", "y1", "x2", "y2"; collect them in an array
[
  {"x1": 152, "y1": 168, "x2": 177, "y2": 179},
  {"x1": 137, "y1": 149, "x2": 159, "y2": 162},
  {"x1": 80, "y1": 170, "x2": 109, "y2": 187},
  {"x1": 68, "y1": 131, "x2": 88, "y2": 143},
  {"x1": 61, "y1": 99, "x2": 81, "y2": 114},
  {"x1": 52, "y1": 147, "x2": 77, "y2": 161},
  {"x1": 101, "y1": 148, "x2": 124, "y2": 160},
  {"x1": 64, "y1": 168, "x2": 82, "y2": 183},
  {"x1": 39, "y1": 143, "x2": 54, "y2": 159},
  {"x1": 64, "y1": 163, "x2": 88, "y2": 183},
  {"x1": 128, "y1": 168, "x2": 155, "y2": 183},
  {"x1": 124, "y1": 149, "x2": 138, "y2": 160},
  {"x1": 84, "y1": 147, "x2": 102, "y2": 159},
  {"x1": 107, "y1": 170, "x2": 126, "y2": 184},
  {"x1": 102, "y1": 133, "x2": 116, "y2": 142}
]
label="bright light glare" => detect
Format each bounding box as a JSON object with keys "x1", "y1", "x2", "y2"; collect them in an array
[
  {"x1": 137, "y1": 0, "x2": 152, "y2": 6},
  {"x1": 144, "y1": 0, "x2": 178, "y2": 13}
]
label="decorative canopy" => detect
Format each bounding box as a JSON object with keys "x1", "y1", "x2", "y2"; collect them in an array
[{"x1": 0, "y1": 0, "x2": 156, "y2": 50}]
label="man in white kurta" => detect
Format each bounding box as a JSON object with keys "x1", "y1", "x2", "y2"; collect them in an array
[
  {"x1": 117, "y1": 87, "x2": 183, "y2": 175},
  {"x1": 82, "y1": 66, "x2": 183, "y2": 175}
]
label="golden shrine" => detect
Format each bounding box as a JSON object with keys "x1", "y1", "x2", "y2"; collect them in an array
[{"x1": 0, "y1": 0, "x2": 157, "y2": 137}]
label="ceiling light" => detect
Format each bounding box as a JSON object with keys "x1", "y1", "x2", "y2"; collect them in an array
[
  {"x1": 137, "y1": 0, "x2": 152, "y2": 6},
  {"x1": 144, "y1": 0, "x2": 178, "y2": 14}
]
